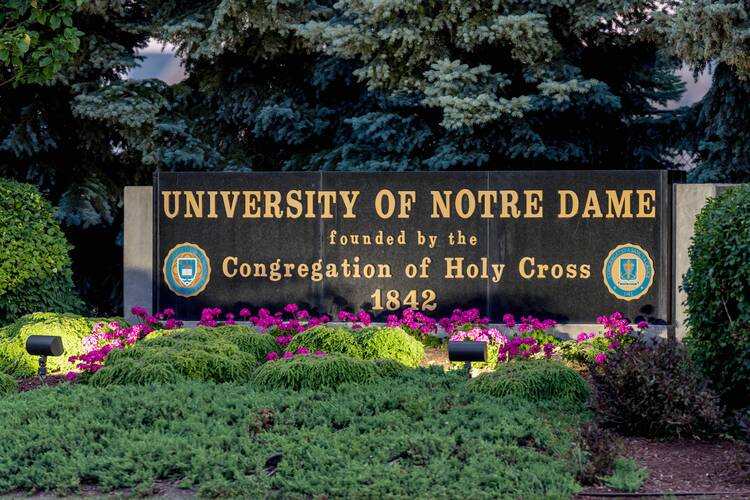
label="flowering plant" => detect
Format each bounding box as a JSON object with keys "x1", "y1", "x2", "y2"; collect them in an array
[
  {"x1": 561, "y1": 312, "x2": 649, "y2": 365},
  {"x1": 386, "y1": 308, "x2": 440, "y2": 346},
  {"x1": 338, "y1": 310, "x2": 371, "y2": 329},
  {"x1": 438, "y1": 308, "x2": 490, "y2": 335},
  {"x1": 66, "y1": 307, "x2": 183, "y2": 379},
  {"x1": 497, "y1": 337, "x2": 556, "y2": 362},
  {"x1": 266, "y1": 347, "x2": 326, "y2": 361}
]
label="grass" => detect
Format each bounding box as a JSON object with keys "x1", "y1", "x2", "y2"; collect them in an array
[{"x1": 0, "y1": 368, "x2": 586, "y2": 497}]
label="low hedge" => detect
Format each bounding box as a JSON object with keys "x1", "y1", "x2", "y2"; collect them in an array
[
  {"x1": 0, "y1": 313, "x2": 125, "y2": 377},
  {"x1": 253, "y1": 353, "x2": 380, "y2": 390},
  {"x1": 469, "y1": 360, "x2": 591, "y2": 403},
  {"x1": 89, "y1": 327, "x2": 265, "y2": 386},
  {"x1": 286, "y1": 325, "x2": 362, "y2": 358},
  {"x1": 356, "y1": 326, "x2": 424, "y2": 367},
  {"x1": 0, "y1": 373, "x2": 15, "y2": 396}
]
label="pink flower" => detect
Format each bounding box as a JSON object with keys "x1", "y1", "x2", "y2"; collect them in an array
[
  {"x1": 131, "y1": 306, "x2": 147, "y2": 317},
  {"x1": 595, "y1": 353, "x2": 608, "y2": 364},
  {"x1": 282, "y1": 352, "x2": 294, "y2": 359},
  {"x1": 65, "y1": 371, "x2": 78, "y2": 381},
  {"x1": 314, "y1": 350, "x2": 326, "y2": 356},
  {"x1": 637, "y1": 321, "x2": 648, "y2": 329},
  {"x1": 163, "y1": 308, "x2": 175, "y2": 316},
  {"x1": 239, "y1": 308, "x2": 251, "y2": 318},
  {"x1": 296, "y1": 347, "x2": 310, "y2": 355},
  {"x1": 284, "y1": 303, "x2": 299, "y2": 314},
  {"x1": 266, "y1": 352, "x2": 279, "y2": 361}
]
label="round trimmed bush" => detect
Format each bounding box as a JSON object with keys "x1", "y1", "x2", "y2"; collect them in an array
[
  {"x1": 286, "y1": 325, "x2": 362, "y2": 358},
  {"x1": 683, "y1": 185, "x2": 750, "y2": 410},
  {"x1": 0, "y1": 372, "x2": 15, "y2": 396},
  {"x1": 253, "y1": 353, "x2": 379, "y2": 390},
  {"x1": 469, "y1": 361, "x2": 591, "y2": 403},
  {"x1": 89, "y1": 328, "x2": 259, "y2": 386},
  {"x1": 356, "y1": 326, "x2": 424, "y2": 367},
  {"x1": 0, "y1": 313, "x2": 126, "y2": 377},
  {"x1": 149, "y1": 325, "x2": 276, "y2": 363},
  {"x1": 0, "y1": 179, "x2": 82, "y2": 325}
]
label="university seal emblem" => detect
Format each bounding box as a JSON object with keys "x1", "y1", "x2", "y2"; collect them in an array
[
  {"x1": 163, "y1": 242, "x2": 211, "y2": 297},
  {"x1": 602, "y1": 243, "x2": 654, "y2": 301}
]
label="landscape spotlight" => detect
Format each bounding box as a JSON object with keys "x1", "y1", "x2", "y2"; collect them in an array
[
  {"x1": 448, "y1": 341, "x2": 487, "y2": 379},
  {"x1": 25, "y1": 336, "x2": 64, "y2": 382}
]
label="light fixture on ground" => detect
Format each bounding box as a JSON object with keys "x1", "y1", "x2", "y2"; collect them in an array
[
  {"x1": 25, "y1": 336, "x2": 64, "y2": 382},
  {"x1": 448, "y1": 341, "x2": 487, "y2": 379}
]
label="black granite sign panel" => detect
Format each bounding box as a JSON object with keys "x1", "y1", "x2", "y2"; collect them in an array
[{"x1": 153, "y1": 171, "x2": 675, "y2": 323}]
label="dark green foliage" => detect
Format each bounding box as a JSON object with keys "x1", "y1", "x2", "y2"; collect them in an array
[
  {"x1": 590, "y1": 341, "x2": 724, "y2": 437},
  {"x1": 373, "y1": 358, "x2": 410, "y2": 378},
  {"x1": 683, "y1": 185, "x2": 750, "y2": 410},
  {"x1": 286, "y1": 325, "x2": 362, "y2": 359},
  {"x1": 470, "y1": 361, "x2": 591, "y2": 403},
  {"x1": 0, "y1": 372, "x2": 15, "y2": 396},
  {"x1": 356, "y1": 326, "x2": 424, "y2": 367},
  {"x1": 0, "y1": 312, "x2": 120, "y2": 377},
  {"x1": 0, "y1": 371, "x2": 584, "y2": 497},
  {"x1": 0, "y1": 179, "x2": 81, "y2": 324},
  {"x1": 253, "y1": 353, "x2": 380, "y2": 390},
  {"x1": 89, "y1": 328, "x2": 260, "y2": 386}
]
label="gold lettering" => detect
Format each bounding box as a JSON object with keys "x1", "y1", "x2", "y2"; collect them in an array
[
  {"x1": 162, "y1": 191, "x2": 180, "y2": 219},
  {"x1": 220, "y1": 191, "x2": 240, "y2": 218},
  {"x1": 263, "y1": 191, "x2": 282, "y2": 218},
  {"x1": 525, "y1": 190, "x2": 543, "y2": 218},
  {"x1": 499, "y1": 191, "x2": 520, "y2": 218},
  {"x1": 431, "y1": 191, "x2": 451, "y2": 218},
  {"x1": 558, "y1": 190, "x2": 579, "y2": 218},
  {"x1": 637, "y1": 190, "x2": 656, "y2": 218},
  {"x1": 184, "y1": 191, "x2": 204, "y2": 218},
  {"x1": 581, "y1": 191, "x2": 603, "y2": 218},
  {"x1": 242, "y1": 191, "x2": 261, "y2": 218},
  {"x1": 340, "y1": 191, "x2": 359, "y2": 218},
  {"x1": 605, "y1": 190, "x2": 633, "y2": 218}
]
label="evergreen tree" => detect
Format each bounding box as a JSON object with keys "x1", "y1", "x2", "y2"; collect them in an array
[
  {"x1": 0, "y1": 1, "x2": 151, "y2": 312},
  {"x1": 669, "y1": 0, "x2": 750, "y2": 182}
]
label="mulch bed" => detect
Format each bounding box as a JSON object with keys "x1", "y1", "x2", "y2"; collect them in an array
[
  {"x1": 579, "y1": 436, "x2": 750, "y2": 498},
  {"x1": 16, "y1": 374, "x2": 68, "y2": 392}
]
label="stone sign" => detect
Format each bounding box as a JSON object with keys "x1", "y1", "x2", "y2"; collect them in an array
[{"x1": 153, "y1": 171, "x2": 678, "y2": 323}]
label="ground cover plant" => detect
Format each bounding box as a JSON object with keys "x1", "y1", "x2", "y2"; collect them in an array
[
  {"x1": 254, "y1": 352, "x2": 380, "y2": 390},
  {"x1": 469, "y1": 360, "x2": 591, "y2": 403},
  {"x1": 0, "y1": 312, "x2": 124, "y2": 377},
  {"x1": 0, "y1": 369, "x2": 586, "y2": 498},
  {"x1": 0, "y1": 373, "x2": 14, "y2": 396},
  {"x1": 87, "y1": 326, "x2": 275, "y2": 386}
]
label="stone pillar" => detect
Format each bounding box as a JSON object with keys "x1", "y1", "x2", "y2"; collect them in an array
[
  {"x1": 672, "y1": 184, "x2": 731, "y2": 340},
  {"x1": 123, "y1": 186, "x2": 153, "y2": 323}
]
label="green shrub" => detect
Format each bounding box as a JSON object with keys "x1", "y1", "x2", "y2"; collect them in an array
[
  {"x1": 590, "y1": 340, "x2": 723, "y2": 437},
  {"x1": 356, "y1": 326, "x2": 424, "y2": 367},
  {"x1": 89, "y1": 328, "x2": 259, "y2": 386},
  {"x1": 0, "y1": 373, "x2": 15, "y2": 396},
  {"x1": 0, "y1": 313, "x2": 125, "y2": 377},
  {"x1": 683, "y1": 185, "x2": 750, "y2": 410},
  {"x1": 572, "y1": 420, "x2": 620, "y2": 486},
  {"x1": 286, "y1": 325, "x2": 362, "y2": 358},
  {"x1": 253, "y1": 353, "x2": 379, "y2": 390},
  {"x1": 373, "y1": 358, "x2": 410, "y2": 378},
  {"x1": 0, "y1": 179, "x2": 82, "y2": 324},
  {"x1": 469, "y1": 360, "x2": 591, "y2": 403},
  {"x1": 602, "y1": 457, "x2": 648, "y2": 492},
  {"x1": 149, "y1": 325, "x2": 276, "y2": 363},
  {"x1": 0, "y1": 371, "x2": 584, "y2": 497}
]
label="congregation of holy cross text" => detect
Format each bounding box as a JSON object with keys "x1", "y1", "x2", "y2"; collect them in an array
[{"x1": 160, "y1": 188, "x2": 657, "y2": 219}]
